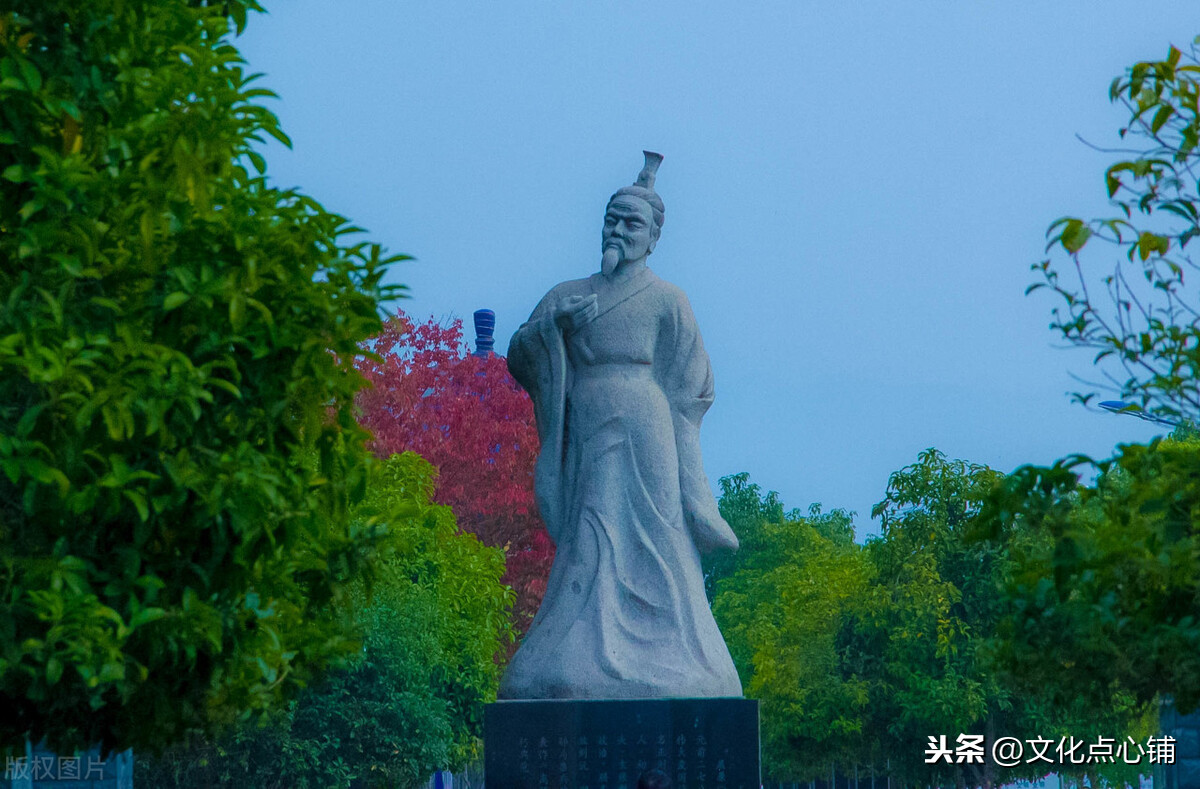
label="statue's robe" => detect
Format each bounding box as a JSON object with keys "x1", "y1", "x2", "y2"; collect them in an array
[{"x1": 500, "y1": 265, "x2": 742, "y2": 699}]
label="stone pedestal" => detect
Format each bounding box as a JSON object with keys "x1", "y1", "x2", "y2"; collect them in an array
[{"x1": 484, "y1": 697, "x2": 759, "y2": 789}]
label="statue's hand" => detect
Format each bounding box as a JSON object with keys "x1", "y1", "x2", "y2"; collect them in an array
[{"x1": 554, "y1": 294, "x2": 598, "y2": 332}]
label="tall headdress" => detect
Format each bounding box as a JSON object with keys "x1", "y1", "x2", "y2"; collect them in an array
[
  {"x1": 610, "y1": 150, "x2": 665, "y2": 234},
  {"x1": 636, "y1": 150, "x2": 663, "y2": 190}
]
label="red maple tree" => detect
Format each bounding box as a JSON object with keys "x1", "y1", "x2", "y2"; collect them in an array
[{"x1": 355, "y1": 312, "x2": 552, "y2": 635}]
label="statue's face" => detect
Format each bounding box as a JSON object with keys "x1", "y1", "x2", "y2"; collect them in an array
[{"x1": 602, "y1": 196, "x2": 657, "y2": 264}]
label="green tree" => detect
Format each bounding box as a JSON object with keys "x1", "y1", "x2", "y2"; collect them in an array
[
  {"x1": 852, "y1": 450, "x2": 1013, "y2": 788},
  {"x1": 854, "y1": 450, "x2": 1147, "y2": 789},
  {"x1": 1032, "y1": 36, "x2": 1200, "y2": 423},
  {"x1": 711, "y1": 474, "x2": 872, "y2": 781},
  {"x1": 710, "y1": 458, "x2": 1149, "y2": 788},
  {"x1": 980, "y1": 433, "x2": 1200, "y2": 715},
  {"x1": 138, "y1": 453, "x2": 515, "y2": 788},
  {"x1": 993, "y1": 35, "x2": 1200, "y2": 777},
  {"x1": 0, "y1": 0, "x2": 406, "y2": 752}
]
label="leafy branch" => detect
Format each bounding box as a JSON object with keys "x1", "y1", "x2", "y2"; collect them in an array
[{"x1": 1033, "y1": 36, "x2": 1200, "y2": 422}]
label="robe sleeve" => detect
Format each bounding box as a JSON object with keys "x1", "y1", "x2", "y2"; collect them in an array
[
  {"x1": 507, "y1": 289, "x2": 558, "y2": 402},
  {"x1": 507, "y1": 288, "x2": 569, "y2": 545},
  {"x1": 660, "y1": 290, "x2": 739, "y2": 554}
]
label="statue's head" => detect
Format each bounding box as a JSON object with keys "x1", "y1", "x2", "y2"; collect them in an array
[
  {"x1": 602, "y1": 193, "x2": 658, "y2": 267},
  {"x1": 602, "y1": 151, "x2": 665, "y2": 273}
]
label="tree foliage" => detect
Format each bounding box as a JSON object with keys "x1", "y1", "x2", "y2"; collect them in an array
[
  {"x1": 139, "y1": 453, "x2": 514, "y2": 788},
  {"x1": 978, "y1": 431, "x2": 1200, "y2": 717},
  {"x1": 711, "y1": 481, "x2": 868, "y2": 781},
  {"x1": 356, "y1": 312, "x2": 550, "y2": 634},
  {"x1": 714, "y1": 455, "x2": 1150, "y2": 788},
  {"x1": 1012, "y1": 34, "x2": 1200, "y2": 773},
  {"x1": 861, "y1": 451, "x2": 1023, "y2": 789},
  {"x1": 0, "y1": 0, "x2": 405, "y2": 752},
  {"x1": 861, "y1": 450, "x2": 1150, "y2": 789},
  {"x1": 1033, "y1": 36, "x2": 1200, "y2": 423}
]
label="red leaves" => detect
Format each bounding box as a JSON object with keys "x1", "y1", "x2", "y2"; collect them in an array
[{"x1": 356, "y1": 312, "x2": 552, "y2": 634}]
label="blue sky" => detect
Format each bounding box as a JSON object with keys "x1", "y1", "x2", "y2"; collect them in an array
[{"x1": 238, "y1": 2, "x2": 1196, "y2": 538}]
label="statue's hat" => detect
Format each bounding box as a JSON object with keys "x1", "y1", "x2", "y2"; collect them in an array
[
  {"x1": 609, "y1": 151, "x2": 665, "y2": 235},
  {"x1": 635, "y1": 151, "x2": 663, "y2": 191}
]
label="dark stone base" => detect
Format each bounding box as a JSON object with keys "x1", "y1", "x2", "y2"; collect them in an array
[{"x1": 484, "y1": 697, "x2": 759, "y2": 789}]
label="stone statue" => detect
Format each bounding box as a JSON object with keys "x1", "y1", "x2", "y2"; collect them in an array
[{"x1": 499, "y1": 151, "x2": 743, "y2": 700}]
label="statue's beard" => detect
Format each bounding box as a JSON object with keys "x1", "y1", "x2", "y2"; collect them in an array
[{"x1": 601, "y1": 246, "x2": 620, "y2": 277}]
